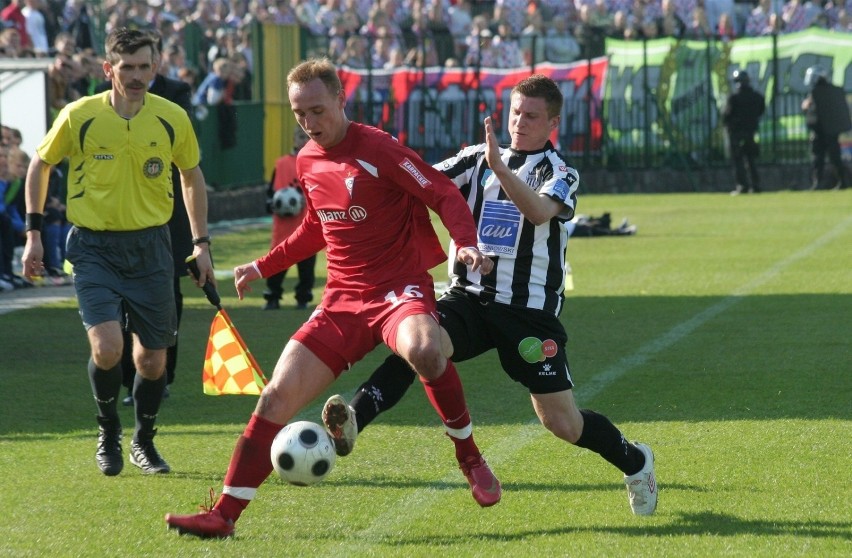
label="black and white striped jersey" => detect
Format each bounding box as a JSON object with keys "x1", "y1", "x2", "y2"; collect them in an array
[{"x1": 435, "y1": 140, "x2": 579, "y2": 317}]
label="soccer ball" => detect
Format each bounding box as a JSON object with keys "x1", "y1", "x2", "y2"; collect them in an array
[
  {"x1": 271, "y1": 187, "x2": 305, "y2": 217},
  {"x1": 270, "y1": 421, "x2": 336, "y2": 486}
]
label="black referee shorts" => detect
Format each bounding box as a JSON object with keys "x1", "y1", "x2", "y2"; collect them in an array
[{"x1": 67, "y1": 225, "x2": 177, "y2": 350}]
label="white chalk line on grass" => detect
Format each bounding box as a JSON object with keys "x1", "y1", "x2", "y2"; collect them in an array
[{"x1": 327, "y1": 214, "x2": 852, "y2": 552}]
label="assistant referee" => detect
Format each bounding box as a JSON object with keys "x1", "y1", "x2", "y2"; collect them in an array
[{"x1": 21, "y1": 28, "x2": 216, "y2": 476}]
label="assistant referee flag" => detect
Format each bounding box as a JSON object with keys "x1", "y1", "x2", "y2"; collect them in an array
[{"x1": 203, "y1": 309, "x2": 268, "y2": 395}]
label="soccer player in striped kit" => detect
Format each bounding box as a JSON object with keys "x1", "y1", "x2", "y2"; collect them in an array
[{"x1": 323, "y1": 74, "x2": 658, "y2": 516}]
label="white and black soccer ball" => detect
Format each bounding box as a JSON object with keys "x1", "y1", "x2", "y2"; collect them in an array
[
  {"x1": 270, "y1": 421, "x2": 336, "y2": 486},
  {"x1": 272, "y1": 187, "x2": 305, "y2": 217}
]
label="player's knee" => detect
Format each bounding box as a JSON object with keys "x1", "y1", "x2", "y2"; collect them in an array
[{"x1": 405, "y1": 344, "x2": 445, "y2": 380}]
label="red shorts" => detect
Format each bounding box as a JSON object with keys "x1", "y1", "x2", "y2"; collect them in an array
[{"x1": 292, "y1": 273, "x2": 438, "y2": 376}]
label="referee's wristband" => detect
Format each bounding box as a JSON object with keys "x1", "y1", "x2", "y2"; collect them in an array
[
  {"x1": 25, "y1": 213, "x2": 44, "y2": 233},
  {"x1": 192, "y1": 236, "x2": 211, "y2": 246}
]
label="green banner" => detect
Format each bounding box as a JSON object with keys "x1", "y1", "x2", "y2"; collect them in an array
[{"x1": 605, "y1": 29, "x2": 852, "y2": 158}]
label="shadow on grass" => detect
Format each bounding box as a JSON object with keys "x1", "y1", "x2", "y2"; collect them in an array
[
  {"x1": 362, "y1": 512, "x2": 852, "y2": 546},
  {"x1": 1, "y1": 293, "x2": 849, "y2": 436}
]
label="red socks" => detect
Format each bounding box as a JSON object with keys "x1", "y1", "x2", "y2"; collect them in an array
[
  {"x1": 214, "y1": 413, "x2": 282, "y2": 522},
  {"x1": 419, "y1": 361, "x2": 480, "y2": 462}
]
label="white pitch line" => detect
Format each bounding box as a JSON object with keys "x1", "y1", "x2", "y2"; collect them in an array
[{"x1": 326, "y1": 214, "x2": 852, "y2": 553}]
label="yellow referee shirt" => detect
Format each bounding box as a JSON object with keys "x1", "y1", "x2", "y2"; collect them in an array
[{"x1": 37, "y1": 91, "x2": 201, "y2": 231}]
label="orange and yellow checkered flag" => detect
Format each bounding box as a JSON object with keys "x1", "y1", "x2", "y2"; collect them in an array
[{"x1": 203, "y1": 308, "x2": 268, "y2": 395}]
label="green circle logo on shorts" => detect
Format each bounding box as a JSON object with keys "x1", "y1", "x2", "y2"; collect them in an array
[
  {"x1": 519, "y1": 337, "x2": 544, "y2": 363},
  {"x1": 143, "y1": 157, "x2": 165, "y2": 178}
]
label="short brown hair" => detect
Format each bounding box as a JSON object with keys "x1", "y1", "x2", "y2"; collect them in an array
[
  {"x1": 512, "y1": 74, "x2": 563, "y2": 119},
  {"x1": 287, "y1": 58, "x2": 341, "y2": 97},
  {"x1": 104, "y1": 28, "x2": 156, "y2": 65}
]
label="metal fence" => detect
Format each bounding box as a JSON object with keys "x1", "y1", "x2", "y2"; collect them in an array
[{"x1": 306, "y1": 32, "x2": 822, "y2": 171}]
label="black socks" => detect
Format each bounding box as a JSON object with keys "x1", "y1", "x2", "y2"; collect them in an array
[
  {"x1": 350, "y1": 354, "x2": 417, "y2": 431},
  {"x1": 575, "y1": 409, "x2": 645, "y2": 475}
]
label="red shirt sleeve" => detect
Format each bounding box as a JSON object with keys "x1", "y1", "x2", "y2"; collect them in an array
[
  {"x1": 256, "y1": 198, "x2": 325, "y2": 277},
  {"x1": 380, "y1": 140, "x2": 478, "y2": 249}
]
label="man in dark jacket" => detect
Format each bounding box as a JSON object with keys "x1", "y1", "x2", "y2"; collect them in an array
[
  {"x1": 723, "y1": 70, "x2": 766, "y2": 195},
  {"x1": 801, "y1": 65, "x2": 851, "y2": 190}
]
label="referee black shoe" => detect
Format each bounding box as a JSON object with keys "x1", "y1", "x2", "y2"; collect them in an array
[
  {"x1": 96, "y1": 416, "x2": 124, "y2": 476},
  {"x1": 130, "y1": 430, "x2": 171, "y2": 474}
]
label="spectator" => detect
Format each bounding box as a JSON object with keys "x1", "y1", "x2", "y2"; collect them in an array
[
  {"x1": 22, "y1": 0, "x2": 50, "y2": 56},
  {"x1": 0, "y1": 28, "x2": 24, "y2": 58},
  {"x1": 745, "y1": 0, "x2": 775, "y2": 36},
  {"x1": 317, "y1": 0, "x2": 346, "y2": 33},
  {"x1": 229, "y1": 51, "x2": 252, "y2": 101},
  {"x1": 160, "y1": 42, "x2": 187, "y2": 80},
  {"x1": 70, "y1": 50, "x2": 102, "y2": 97},
  {"x1": 447, "y1": 0, "x2": 473, "y2": 60},
  {"x1": 193, "y1": 57, "x2": 231, "y2": 107},
  {"x1": 1, "y1": 0, "x2": 32, "y2": 51},
  {"x1": 670, "y1": 0, "x2": 698, "y2": 27},
  {"x1": 370, "y1": 28, "x2": 399, "y2": 69},
  {"x1": 519, "y1": 8, "x2": 546, "y2": 66},
  {"x1": 338, "y1": 34, "x2": 370, "y2": 68},
  {"x1": 0, "y1": 145, "x2": 18, "y2": 292},
  {"x1": 574, "y1": 2, "x2": 609, "y2": 57},
  {"x1": 782, "y1": 0, "x2": 809, "y2": 31},
  {"x1": 832, "y1": 8, "x2": 852, "y2": 30},
  {"x1": 491, "y1": 20, "x2": 524, "y2": 68},
  {"x1": 705, "y1": 0, "x2": 735, "y2": 31},
  {"x1": 60, "y1": 0, "x2": 96, "y2": 52},
  {"x1": 464, "y1": 15, "x2": 502, "y2": 67},
  {"x1": 545, "y1": 14, "x2": 581, "y2": 63},
  {"x1": 53, "y1": 30, "x2": 76, "y2": 58},
  {"x1": 47, "y1": 52, "x2": 81, "y2": 120},
  {"x1": 492, "y1": 0, "x2": 527, "y2": 35},
  {"x1": 3, "y1": 146, "x2": 30, "y2": 288},
  {"x1": 717, "y1": 11, "x2": 737, "y2": 40},
  {"x1": 685, "y1": 5, "x2": 713, "y2": 37},
  {"x1": 658, "y1": 0, "x2": 687, "y2": 37}
]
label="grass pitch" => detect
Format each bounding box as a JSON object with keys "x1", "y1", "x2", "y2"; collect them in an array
[{"x1": 0, "y1": 191, "x2": 850, "y2": 557}]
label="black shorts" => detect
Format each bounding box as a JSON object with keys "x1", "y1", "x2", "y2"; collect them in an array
[
  {"x1": 437, "y1": 288, "x2": 573, "y2": 394},
  {"x1": 67, "y1": 225, "x2": 177, "y2": 349}
]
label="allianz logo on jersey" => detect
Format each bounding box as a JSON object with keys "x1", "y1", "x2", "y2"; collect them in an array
[{"x1": 317, "y1": 206, "x2": 367, "y2": 222}]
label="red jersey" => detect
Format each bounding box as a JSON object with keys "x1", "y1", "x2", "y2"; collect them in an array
[{"x1": 255, "y1": 122, "x2": 477, "y2": 296}]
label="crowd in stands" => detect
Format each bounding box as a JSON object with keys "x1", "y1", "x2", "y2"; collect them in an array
[{"x1": 0, "y1": 0, "x2": 849, "y2": 92}]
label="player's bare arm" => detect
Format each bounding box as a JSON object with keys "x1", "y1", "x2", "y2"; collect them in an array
[{"x1": 483, "y1": 117, "x2": 563, "y2": 226}]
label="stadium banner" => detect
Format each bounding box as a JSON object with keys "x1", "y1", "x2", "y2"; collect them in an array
[
  {"x1": 605, "y1": 29, "x2": 852, "y2": 156},
  {"x1": 337, "y1": 58, "x2": 608, "y2": 157}
]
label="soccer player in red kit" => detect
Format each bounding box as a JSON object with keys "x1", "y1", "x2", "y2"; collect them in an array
[{"x1": 165, "y1": 58, "x2": 500, "y2": 539}]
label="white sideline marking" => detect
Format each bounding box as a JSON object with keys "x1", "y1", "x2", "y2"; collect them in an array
[{"x1": 331, "y1": 214, "x2": 852, "y2": 550}]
